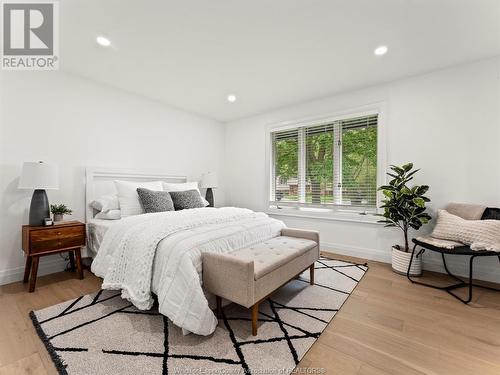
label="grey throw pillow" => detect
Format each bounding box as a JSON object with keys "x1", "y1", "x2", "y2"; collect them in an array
[
  {"x1": 136, "y1": 188, "x2": 174, "y2": 213},
  {"x1": 169, "y1": 189, "x2": 206, "y2": 210}
]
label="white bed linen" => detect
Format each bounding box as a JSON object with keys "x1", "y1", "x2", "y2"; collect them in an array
[
  {"x1": 91, "y1": 207, "x2": 285, "y2": 335},
  {"x1": 86, "y1": 219, "x2": 121, "y2": 258}
]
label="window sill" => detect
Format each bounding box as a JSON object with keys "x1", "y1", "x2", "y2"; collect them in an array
[{"x1": 266, "y1": 207, "x2": 382, "y2": 225}]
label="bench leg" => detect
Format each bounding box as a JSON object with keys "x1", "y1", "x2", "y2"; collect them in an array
[
  {"x1": 309, "y1": 264, "x2": 315, "y2": 285},
  {"x1": 252, "y1": 302, "x2": 259, "y2": 336},
  {"x1": 216, "y1": 296, "x2": 222, "y2": 319}
]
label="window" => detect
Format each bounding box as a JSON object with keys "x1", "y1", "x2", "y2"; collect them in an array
[{"x1": 270, "y1": 113, "x2": 378, "y2": 210}]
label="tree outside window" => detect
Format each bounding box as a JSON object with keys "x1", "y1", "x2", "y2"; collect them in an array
[{"x1": 271, "y1": 114, "x2": 377, "y2": 208}]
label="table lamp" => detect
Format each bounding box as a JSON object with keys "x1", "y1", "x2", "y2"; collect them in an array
[
  {"x1": 200, "y1": 172, "x2": 218, "y2": 207},
  {"x1": 18, "y1": 161, "x2": 59, "y2": 226}
]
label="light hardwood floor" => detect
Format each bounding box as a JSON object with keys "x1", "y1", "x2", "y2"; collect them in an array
[{"x1": 1, "y1": 253, "x2": 500, "y2": 375}]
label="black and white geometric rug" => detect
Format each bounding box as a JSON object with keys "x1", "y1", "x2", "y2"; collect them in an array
[{"x1": 30, "y1": 257, "x2": 368, "y2": 375}]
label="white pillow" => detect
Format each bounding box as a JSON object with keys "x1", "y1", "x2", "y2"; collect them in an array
[
  {"x1": 114, "y1": 180, "x2": 163, "y2": 217},
  {"x1": 431, "y1": 210, "x2": 500, "y2": 251},
  {"x1": 162, "y1": 181, "x2": 199, "y2": 193},
  {"x1": 95, "y1": 209, "x2": 121, "y2": 220},
  {"x1": 90, "y1": 194, "x2": 120, "y2": 213},
  {"x1": 162, "y1": 182, "x2": 210, "y2": 206}
]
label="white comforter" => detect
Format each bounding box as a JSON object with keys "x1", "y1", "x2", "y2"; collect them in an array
[{"x1": 91, "y1": 207, "x2": 285, "y2": 335}]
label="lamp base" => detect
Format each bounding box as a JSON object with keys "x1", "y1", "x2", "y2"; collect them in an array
[
  {"x1": 205, "y1": 188, "x2": 214, "y2": 208},
  {"x1": 29, "y1": 189, "x2": 49, "y2": 226}
]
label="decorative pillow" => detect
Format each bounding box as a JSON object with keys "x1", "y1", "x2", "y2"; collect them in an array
[
  {"x1": 114, "y1": 180, "x2": 163, "y2": 217},
  {"x1": 137, "y1": 188, "x2": 174, "y2": 213},
  {"x1": 90, "y1": 194, "x2": 120, "y2": 213},
  {"x1": 162, "y1": 182, "x2": 210, "y2": 207},
  {"x1": 431, "y1": 210, "x2": 500, "y2": 251},
  {"x1": 95, "y1": 209, "x2": 122, "y2": 220},
  {"x1": 169, "y1": 189, "x2": 206, "y2": 210}
]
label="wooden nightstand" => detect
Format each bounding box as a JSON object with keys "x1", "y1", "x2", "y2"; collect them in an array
[{"x1": 22, "y1": 221, "x2": 86, "y2": 292}]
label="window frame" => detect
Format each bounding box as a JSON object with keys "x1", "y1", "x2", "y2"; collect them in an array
[{"x1": 265, "y1": 103, "x2": 387, "y2": 220}]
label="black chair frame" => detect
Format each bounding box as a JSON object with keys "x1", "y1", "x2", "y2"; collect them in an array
[
  {"x1": 406, "y1": 207, "x2": 500, "y2": 304},
  {"x1": 407, "y1": 240, "x2": 500, "y2": 304}
]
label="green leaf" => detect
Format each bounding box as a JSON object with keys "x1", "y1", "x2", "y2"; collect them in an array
[
  {"x1": 409, "y1": 223, "x2": 421, "y2": 230},
  {"x1": 416, "y1": 185, "x2": 429, "y2": 195},
  {"x1": 412, "y1": 197, "x2": 425, "y2": 208},
  {"x1": 402, "y1": 162, "x2": 414, "y2": 172},
  {"x1": 418, "y1": 213, "x2": 432, "y2": 221},
  {"x1": 405, "y1": 169, "x2": 420, "y2": 179},
  {"x1": 419, "y1": 217, "x2": 429, "y2": 224},
  {"x1": 401, "y1": 186, "x2": 412, "y2": 195},
  {"x1": 378, "y1": 185, "x2": 395, "y2": 191},
  {"x1": 390, "y1": 165, "x2": 404, "y2": 174}
]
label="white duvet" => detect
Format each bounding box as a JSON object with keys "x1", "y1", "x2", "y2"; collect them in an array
[{"x1": 91, "y1": 207, "x2": 285, "y2": 335}]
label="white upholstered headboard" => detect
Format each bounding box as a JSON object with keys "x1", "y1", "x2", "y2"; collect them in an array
[{"x1": 85, "y1": 167, "x2": 187, "y2": 221}]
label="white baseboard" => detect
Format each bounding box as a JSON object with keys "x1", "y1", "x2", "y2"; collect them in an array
[
  {"x1": 0, "y1": 257, "x2": 67, "y2": 286},
  {"x1": 321, "y1": 241, "x2": 391, "y2": 264},
  {"x1": 322, "y1": 241, "x2": 500, "y2": 284}
]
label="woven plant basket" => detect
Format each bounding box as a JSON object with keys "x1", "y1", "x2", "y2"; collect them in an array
[{"x1": 392, "y1": 246, "x2": 422, "y2": 276}]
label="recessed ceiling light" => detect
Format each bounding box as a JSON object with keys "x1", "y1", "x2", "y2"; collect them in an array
[
  {"x1": 374, "y1": 45, "x2": 388, "y2": 56},
  {"x1": 227, "y1": 94, "x2": 237, "y2": 103},
  {"x1": 96, "y1": 36, "x2": 111, "y2": 47}
]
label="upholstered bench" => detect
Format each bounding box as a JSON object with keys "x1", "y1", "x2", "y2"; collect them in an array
[{"x1": 203, "y1": 228, "x2": 319, "y2": 335}]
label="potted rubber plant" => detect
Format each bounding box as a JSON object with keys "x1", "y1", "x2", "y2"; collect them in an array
[
  {"x1": 50, "y1": 204, "x2": 72, "y2": 222},
  {"x1": 377, "y1": 163, "x2": 431, "y2": 276}
]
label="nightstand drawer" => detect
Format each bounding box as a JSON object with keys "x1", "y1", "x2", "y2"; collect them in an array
[{"x1": 30, "y1": 226, "x2": 85, "y2": 253}]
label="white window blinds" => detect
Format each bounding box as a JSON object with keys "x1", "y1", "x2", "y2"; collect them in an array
[
  {"x1": 270, "y1": 113, "x2": 378, "y2": 208},
  {"x1": 338, "y1": 115, "x2": 378, "y2": 207},
  {"x1": 271, "y1": 128, "x2": 299, "y2": 202},
  {"x1": 305, "y1": 123, "x2": 334, "y2": 205}
]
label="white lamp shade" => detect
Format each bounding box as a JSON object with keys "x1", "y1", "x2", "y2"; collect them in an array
[
  {"x1": 200, "y1": 172, "x2": 218, "y2": 188},
  {"x1": 18, "y1": 162, "x2": 59, "y2": 190}
]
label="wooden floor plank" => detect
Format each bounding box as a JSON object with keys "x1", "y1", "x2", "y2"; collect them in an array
[
  {"x1": 0, "y1": 353, "x2": 47, "y2": 375},
  {"x1": 297, "y1": 341, "x2": 362, "y2": 374}
]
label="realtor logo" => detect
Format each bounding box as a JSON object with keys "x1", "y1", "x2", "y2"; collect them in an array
[{"x1": 1, "y1": 0, "x2": 59, "y2": 70}]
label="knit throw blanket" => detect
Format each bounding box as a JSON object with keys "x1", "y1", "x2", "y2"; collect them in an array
[{"x1": 91, "y1": 207, "x2": 285, "y2": 335}]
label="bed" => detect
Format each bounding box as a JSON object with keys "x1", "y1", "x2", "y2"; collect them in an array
[
  {"x1": 86, "y1": 218, "x2": 119, "y2": 258},
  {"x1": 85, "y1": 167, "x2": 285, "y2": 336}
]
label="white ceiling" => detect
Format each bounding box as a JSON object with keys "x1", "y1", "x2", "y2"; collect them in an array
[{"x1": 61, "y1": 0, "x2": 500, "y2": 122}]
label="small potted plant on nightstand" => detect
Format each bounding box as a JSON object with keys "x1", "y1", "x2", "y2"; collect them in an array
[
  {"x1": 377, "y1": 163, "x2": 432, "y2": 276},
  {"x1": 50, "y1": 204, "x2": 72, "y2": 222}
]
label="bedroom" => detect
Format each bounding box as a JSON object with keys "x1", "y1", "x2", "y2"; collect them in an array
[{"x1": 0, "y1": 0, "x2": 499, "y2": 374}]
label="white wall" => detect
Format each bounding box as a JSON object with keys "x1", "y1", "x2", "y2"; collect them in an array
[
  {"x1": 225, "y1": 57, "x2": 500, "y2": 282},
  {"x1": 1, "y1": 58, "x2": 499, "y2": 286},
  {"x1": 0, "y1": 71, "x2": 226, "y2": 284}
]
